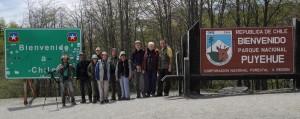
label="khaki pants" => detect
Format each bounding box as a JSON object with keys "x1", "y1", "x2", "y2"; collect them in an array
[
  {"x1": 133, "y1": 71, "x2": 145, "y2": 96},
  {"x1": 98, "y1": 80, "x2": 109, "y2": 101}
]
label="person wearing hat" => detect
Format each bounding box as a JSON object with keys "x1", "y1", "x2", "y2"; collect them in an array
[
  {"x1": 87, "y1": 54, "x2": 99, "y2": 103},
  {"x1": 95, "y1": 47, "x2": 102, "y2": 59},
  {"x1": 131, "y1": 40, "x2": 146, "y2": 98},
  {"x1": 94, "y1": 47, "x2": 102, "y2": 101},
  {"x1": 109, "y1": 48, "x2": 121, "y2": 100},
  {"x1": 76, "y1": 53, "x2": 92, "y2": 103},
  {"x1": 142, "y1": 42, "x2": 159, "y2": 97},
  {"x1": 56, "y1": 54, "x2": 76, "y2": 106},
  {"x1": 95, "y1": 51, "x2": 111, "y2": 104},
  {"x1": 115, "y1": 51, "x2": 132, "y2": 100}
]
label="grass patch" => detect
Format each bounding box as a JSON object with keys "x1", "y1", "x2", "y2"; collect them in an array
[{"x1": 0, "y1": 58, "x2": 24, "y2": 99}]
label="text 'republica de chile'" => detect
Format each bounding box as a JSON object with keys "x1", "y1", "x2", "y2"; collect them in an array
[{"x1": 236, "y1": 28, "x2": 289, "y2": 64}]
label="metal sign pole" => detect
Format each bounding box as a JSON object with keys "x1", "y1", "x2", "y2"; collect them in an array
[{"x1": 184, "y1": 57, "x2": 190, "y2": 98}]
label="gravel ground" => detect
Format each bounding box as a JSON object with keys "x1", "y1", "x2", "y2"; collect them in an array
[{"x1": 0, "y1": 92, "x2": 300, "y2": 119}]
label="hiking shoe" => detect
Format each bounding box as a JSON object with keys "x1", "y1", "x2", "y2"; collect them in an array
[
  {"x1": 117, "y1": 97, "x2": 122, "y2": 101},
  {"x1": 80, "y1": 100, "x2": 86, "y2": 103},
  {"x1": 142, "y1": 93, "x2": 146, "y2": 98},
  {"x1": 71, "y1": 102, "x2": 76, "y2": 105}
]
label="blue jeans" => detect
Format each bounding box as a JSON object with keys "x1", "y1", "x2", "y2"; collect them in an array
[
  {"x1": 119, "y1": 76, "x2": 130, "y2": 98},
  {"x1": 60, "y1": 80, "x2": 75, "y2": 103},
  {"x1": 145, "y1": 70, "x2": 157, "y2": 95}
]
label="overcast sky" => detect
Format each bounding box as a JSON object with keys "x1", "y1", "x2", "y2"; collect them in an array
[
  {"x1": 0, "y1": 0, "x2": 26, "y2": 24},
  {"x1": 0, "y1": 0, "x2": 75, "y2": 25}
]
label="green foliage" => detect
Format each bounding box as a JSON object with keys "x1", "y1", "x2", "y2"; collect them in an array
[
  {"x1": 0, "y1": 17, "x2": 6, "y2": 29},
  {"x1": 0, "y1": 17, "x2": 4, "y2": 59},
  {"x1": 7, "y1": 21, "x2": 20, "y2": 28},
  {"x1": 0, "y1": 39, "x2": 3, "y2": 58},
  {"x1": 0, "y1": 57, "x2": 24, "y2": 99}
]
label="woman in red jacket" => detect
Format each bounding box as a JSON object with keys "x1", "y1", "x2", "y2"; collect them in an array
[{"x1": 142, "y1": 42, "x2": 159, "y2": 97}]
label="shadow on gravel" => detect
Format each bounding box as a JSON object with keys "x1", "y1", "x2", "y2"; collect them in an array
[
  {"x1": 189, "y1": 89, "x2": 300, "y2": 100},
  {"x1": 7, "y1": 98, "x2": 83, "y2": 112},
  {"x1": 164, "y1": 95, "x2": 185, "y2": 100},
  {"x1": 7, "y1": 101, "x2": 62, "y2": 112},
  {"x1": 163, "y1": 89, "x2": 300, "y2": 100}
]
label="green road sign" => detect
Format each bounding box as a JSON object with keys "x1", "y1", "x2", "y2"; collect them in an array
[{"x1": 4, "y1": 28, "x2": 81, "y2": 79}]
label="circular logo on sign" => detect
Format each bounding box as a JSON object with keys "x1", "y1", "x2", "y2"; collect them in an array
[{"x1": 206, "y1": 31, "x2": 232, "y2": 66}]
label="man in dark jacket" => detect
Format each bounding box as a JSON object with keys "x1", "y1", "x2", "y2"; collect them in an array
[
  {"x1": 142, "y1": 42, "x2": 159, "y2": 97},
  {"x1": 109, "y1": 48, "x2": 121, "y2": 100},
  {"x1": 76, "y1": 53, "x2": 92, "y2": 103},
  {"x1": 132, "y1": 40, "x2": 146, "y2": 98}
]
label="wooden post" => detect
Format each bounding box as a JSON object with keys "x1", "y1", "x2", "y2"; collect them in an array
[
  {"x1": 29, "y1": 80, "x2": 35, "y2": 97},
  {"x1": 23, "y1": 80, "x2": 28, "y2": 105}
]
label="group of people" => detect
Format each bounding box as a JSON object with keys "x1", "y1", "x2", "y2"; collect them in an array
[{"x1": 56, "y1": 39, "x2": 173, "y2": 107}]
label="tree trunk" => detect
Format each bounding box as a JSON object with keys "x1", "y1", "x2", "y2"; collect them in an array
[
  {"x1": 263, "y1": 0, "x2": 269, "y2": 27},
  {"x1": 236, "y1": 0, "x2": 241, "y2": 27},
  {"x1": 124, "y1": 0, "x2": 131, "y2": 55},
  {"x1": 119, "y1": 0, "x2": 125, "y2": 51},
  {"x1": 207, "y1": 0, "x2": 214, "y2": 28}
]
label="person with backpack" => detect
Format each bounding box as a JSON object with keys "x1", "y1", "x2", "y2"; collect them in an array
[
  {"x1": 76, "y1": 53, "x2": 92, "y2": 103},
  {"x1": 131, "y1": 40, "x2": 146, "y2": 98},
  {"x1": 56, "y1": 55, "x2": 76, "y2": 107},
  {"x1": 157, "y1": 38, "x2": 173, "y2": 96},
  {"x1": 95, "y1": 51, "x2": 111, "y2": 104},
  {"x1": 142, "y1": 42, "x2": 159, "y2": 97},
  {"x1": 115, "y1": 51, "x2": 132, "y2": 100},
  {"x1": 87, "y1": 54, "x2": 99, "y2": 103}
]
